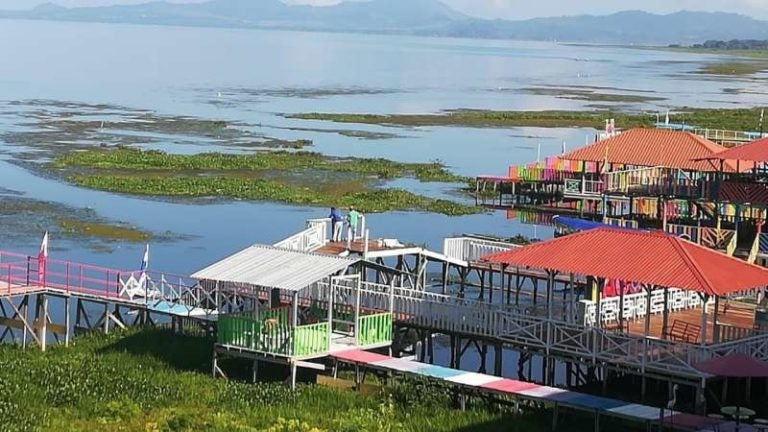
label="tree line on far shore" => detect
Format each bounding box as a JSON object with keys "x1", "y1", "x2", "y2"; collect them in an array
[{"x1": 671, "y1": 39, "x2": 768, "y2": 50}]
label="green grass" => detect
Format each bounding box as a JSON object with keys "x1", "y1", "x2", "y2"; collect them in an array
[
  {"x1": 288, "y1": 107, "x2": 768, "y2": 131},
  {"x1": 67, "y1": 175, "x2": 478, "y2": 215},
  {"x1": 52, "y1": 148, "x2": 480, "y2": 216},
  {"x1": 662, "y1": 46, "x2": 768, "y2": 60},
  {"x1": 696, "y1": 61, "x2": 768, "y2": 76},
  {"x1": 0, "y1": 328, "x2": 578, "y2": 432},
  {"x1": 287, "y1": 110, "x2": 653, "y2": 129},
  {"x1": 53, "y1": 148, "x2": 466, "y2": 183}
]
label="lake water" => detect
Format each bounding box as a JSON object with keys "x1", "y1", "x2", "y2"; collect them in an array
[{"x1": 1, "y1": 18, "x2": 767, "y2": 274}]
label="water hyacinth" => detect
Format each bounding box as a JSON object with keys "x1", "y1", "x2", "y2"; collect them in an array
[
  {"x1": 0, "y1": 328, "x2": 571, "y2": 431},
  {"x1": 53, "y1": 148, "x2": 482, "y2": 216}
]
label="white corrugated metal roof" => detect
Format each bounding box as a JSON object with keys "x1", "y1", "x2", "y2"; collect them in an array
[{"x1": 191, "y1": 244, "x2": 357, "y2": 292}]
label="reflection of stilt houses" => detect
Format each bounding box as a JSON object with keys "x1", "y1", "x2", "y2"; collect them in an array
[{"x1": 477, "y1": 129, "x2": 768, "y2": 258}]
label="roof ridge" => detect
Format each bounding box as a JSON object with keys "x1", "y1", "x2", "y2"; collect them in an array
[{"x1": 666, "y1": 235, "x2": 717, "y2": 296}]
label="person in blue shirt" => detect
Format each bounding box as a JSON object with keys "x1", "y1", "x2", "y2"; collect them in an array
[{"x1": 329, "y1": 207, "x2": 344, "y2": 242}]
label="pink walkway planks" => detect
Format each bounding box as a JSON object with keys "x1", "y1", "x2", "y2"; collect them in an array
[{"x1": 331, "y1": 349, "x2": 752, "y2": 432}]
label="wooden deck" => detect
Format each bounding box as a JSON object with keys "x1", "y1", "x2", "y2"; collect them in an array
[
  {"x1": 624, "y1": 303, "x2": 757, "y2": 343},
  {"x1": 0, "y1": 284, "x2": 47, "y2": 298},
  {"x1": 315, "y1": 240, "x2": 408, "y2": 256}
]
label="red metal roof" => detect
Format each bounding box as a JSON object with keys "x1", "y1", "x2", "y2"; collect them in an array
[
  {"x1": 483, "y1": 228, "x2": 768, "y2": 296},
  {"x1": 696, "y1": 137, "x2": 768, "y2": 163},
  {"x1": 693, "y1": 354, "x2": 768, "y2": 377},
  {"x1": 561, "y1": 129, "x2": 734, "y2": 172}
]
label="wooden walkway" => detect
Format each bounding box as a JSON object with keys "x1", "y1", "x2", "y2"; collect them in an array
[
  {"x1": 624, "y1": 304, "x2": 757, "y2": 344},
  {"x1": 315, "y1": 240, "x2": 406, "y2": 256}
]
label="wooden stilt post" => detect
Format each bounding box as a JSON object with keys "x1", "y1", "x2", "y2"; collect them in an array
[
  {"x1": 455, "y1": 336, "x2": 462, "y2": 370},
  {"x1": 441, "y1": 262, "x2": 448, "y2": 295},
  {"x1": 479, "y1": 270, "x2": 486, "y2": 301},
  {"x1": 494, "y1": 343, "x2": 503, "y2": 376},
  {"x1": 40, "y1": 295, "x2": 48, "y2": 352},
  {"x1": 21, "y1": 296, "x2": 28, "y2": 349},
  {"x1": 103, "y1": 302, "x2": 109, "y2": 334},
  {"x1": 450, "y1": 335, "x2": 456, "y2": 369},
  {"x1": 489, "y1": 267, "x2": 494, "y2": 304},
  {"x1": 713, "y1": 296, "x2": 720, "y2": 344},
  {"x1": 478, "y1": 341, "x2": 487, "y2": 374},
  {"x1": 64, "y1": 296, "x2": 71, "y2": 347}
]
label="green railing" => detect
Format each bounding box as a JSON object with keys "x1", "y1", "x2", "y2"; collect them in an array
[
  {"x1": 292, "y1": 322, "x2": 331, "y2": 357},
  {"x1": 356, "y1": 313, "x2": 392, "y2": 347},
  {"x1": 260, "y1": 307, "x2": 289, "y2": 326},
  {"x1": 218, "y1": 314, "x2": 259, "y2": 348},
  {"x1": 218, "y1": 312, "x2": 329, "y2": 358}
]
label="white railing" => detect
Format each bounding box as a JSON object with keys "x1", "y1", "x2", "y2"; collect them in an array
[
  {"x1": 246, "y1": 274, "x2": 768, "y2": 379},
  {"x1": 577, "y1": 288, "x2": 701, "y2": 327},
  {"x1": 694, "y1": 128, "x2": 767, "y2": 144},
  {"x1": 443, "y1": 237, "x2": 519, "y2": 262},
  {"x1": 273, "y1": 219, "x2": 329, "y2": 252},
  {"x1": 604, "y1": 166, "x2": 667, "y2": 193},
  {"x1": 119, "y1": 271, "x2": 217, "y2": 316},
  {"x1": 564, "y1": 178, "x2": 604, "y2": 196}
]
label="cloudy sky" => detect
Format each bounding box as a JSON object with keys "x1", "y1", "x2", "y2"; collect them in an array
[{"x1": 4, "y1": 0, "x2": 768, "y2": 20}]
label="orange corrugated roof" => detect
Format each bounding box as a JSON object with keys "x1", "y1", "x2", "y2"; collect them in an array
[
  {"x1": 562, "y1": 129, "x2": 734, "y2": 172},
  {"x1": 696, "y1": 137, "x2": 768, "y2": 163},
  {"x1": 483, "y1": 228, "x2": 768, "y2": 296}
]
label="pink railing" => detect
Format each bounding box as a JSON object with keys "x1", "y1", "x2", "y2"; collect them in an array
[
  {"x1": 0, "y1": 250, "x2": 137, "y2": 299},
  {"x1": 43, "y1": 258, "x2": 125, "y2": 298},
  {"x1": 0, "y1": 261, "x2": 33, "y2": 294}
]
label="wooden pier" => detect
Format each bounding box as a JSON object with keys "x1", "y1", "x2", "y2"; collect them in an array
[{"x1": 2, "y1": 215, "x2": 767, "y2": 421}]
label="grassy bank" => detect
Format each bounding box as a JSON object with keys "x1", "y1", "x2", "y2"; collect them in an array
[
  {"x1": 0, "y1": 328, "x2": 565, "y2": 432},
  {"x1": 287, "y1": 107, "x2": 768, "y2": 131},
  {"x1": 51, "y1": 148, "x2": 480, "y2": 216}
]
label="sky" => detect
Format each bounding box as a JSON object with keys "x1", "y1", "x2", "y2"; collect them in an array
[{"x1": 3, "y1": 0, "x2": 768, "y2": 20}]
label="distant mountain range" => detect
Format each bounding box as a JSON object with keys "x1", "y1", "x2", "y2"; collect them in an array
[{"x1": 3, "y1": 0, "x2": 768, "y2": 44}]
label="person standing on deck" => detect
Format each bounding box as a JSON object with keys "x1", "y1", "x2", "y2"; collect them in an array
[
  {"x1": 346, "y1": 206, "x2": 361, "y2": 243},
  {"x1": 329, "y1": 207, "x2": 344, "y2": 242}
]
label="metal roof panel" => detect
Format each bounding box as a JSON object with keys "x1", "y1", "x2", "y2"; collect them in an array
[{"x1": 191, "y1": 244, "x2": 357, "y2": 292}]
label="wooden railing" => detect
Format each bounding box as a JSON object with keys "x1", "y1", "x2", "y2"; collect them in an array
[{"x1": 664, "y1": 224, "x2": 735, "y2": 251}]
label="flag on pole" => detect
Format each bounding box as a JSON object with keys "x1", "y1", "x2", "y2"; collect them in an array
[
  {"x1": 140, "y1": 244, "x2": 149, "y2": 273},
  {"x1": 760, "y1": 109, "x2": 765, "y2": 134},
  {"x1": 561, "y1": 140, "x2": 567, "y2": 155},
  {"x1": 665, "y1": 110, "x2": 670, "y2": 126},
  {"x1": 38, "y1": 232, "x2": 48, "y2": 286}
]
